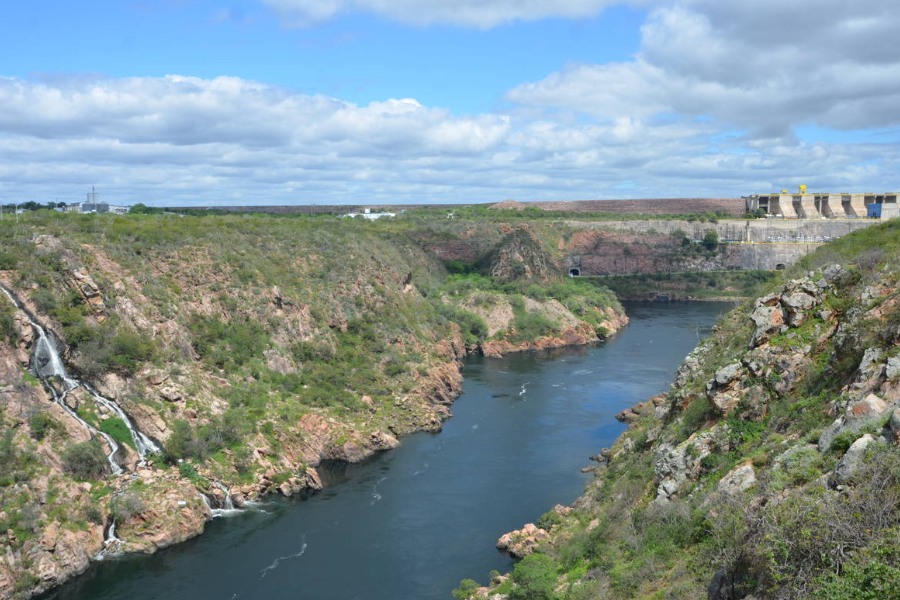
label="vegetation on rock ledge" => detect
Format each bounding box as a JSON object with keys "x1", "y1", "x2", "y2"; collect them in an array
[
  {"x1": 462, "y1": 219, "x2": 900, "y2": 599},
  {"x1": 0, "y1": 209, "x2": 626, "y2": 599}
]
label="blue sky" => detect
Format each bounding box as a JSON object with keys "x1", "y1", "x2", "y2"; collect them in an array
[{"x1": 1, "y1": 0, "x2": 899, "y2": 206}]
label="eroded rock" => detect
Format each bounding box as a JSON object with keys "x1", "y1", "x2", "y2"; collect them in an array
[{"x1": 496, "y1": 523, "x2": 549, "y2": 558}]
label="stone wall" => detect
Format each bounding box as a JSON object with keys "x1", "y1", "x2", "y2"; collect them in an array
[{"x1": 566, "y1": 218, "x2": 876, "y2": 243}]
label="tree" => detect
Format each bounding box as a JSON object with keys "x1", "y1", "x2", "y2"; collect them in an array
[
  {"x1": 62, "y1": 439, "x2": 110, "y2": 479},
  {"x1": 510, "y1": 553, "x2": 558, "y2": 600},
  {"x1": 702, "y1": 230, "x2": 719, "y2": 251}
]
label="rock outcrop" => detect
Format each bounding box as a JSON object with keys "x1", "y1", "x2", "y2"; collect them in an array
[
  {"x1": 1, "y1": 213, "x2": 633, "y2": 599},
  {"x1": 496, "y1": 523, "x2": 550, "y2": 558},
  {"x1": 477, "y1": 223, "x2": 900, "y2": 600}
]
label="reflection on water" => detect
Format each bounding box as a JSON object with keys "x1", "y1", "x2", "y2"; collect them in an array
[{"x1": 39, "y1": 302, "x2": 729, "y2": 600}]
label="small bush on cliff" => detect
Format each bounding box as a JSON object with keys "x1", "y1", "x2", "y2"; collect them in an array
[
  {"x1": 189, "y1": 314, "x2": 268, "y2": 370},
  {"x1": 62, "y1": 439, "x2": 110, "y2": 480},
  {"x1": 0, "y1": 300, "x2": 16, "y2": 343},
  {"x1": 702, "y1": 230, "x2": 719, "y2": 251},
  {"x1": 510, "y1": 553, "x2": 559, "y2": 600},
  {"x1": 165, "y1": 419, "x2": 202, "y2": 461},
  {"x1": 0, "y1": 428, "x2": 36, "y2": 485},
  {"x1": 452, "y1": 579, "x2": 480, "y2": 600},
  {"x1": 508, "y1": 310, "x2": 557, "y2": 343},
  {"x1": 437, "y1": 304, "x2": 488, "y2": 346},
  {"x1": 813, "y1": 532, "x2": 900, "y2": 600},
  {"x1": 27, "y1": 410, "x2": 57, "y2": 441},
  {"x1": 111, "y1": 490, "x2": 146, "y2": 521}
]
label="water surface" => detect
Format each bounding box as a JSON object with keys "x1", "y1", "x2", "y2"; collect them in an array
[{"x1": 41, "y1": 302, "x2": 728, "y2": 600}]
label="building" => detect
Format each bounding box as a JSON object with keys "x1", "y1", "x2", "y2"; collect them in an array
[
  {"x1": 342, "y1": 207, "x2": 397, "y2": 220},
  {"x1": 744, "y1": 188, "x2": 899, "y2": 219}
]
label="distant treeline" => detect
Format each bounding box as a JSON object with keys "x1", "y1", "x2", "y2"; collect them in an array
[{"x1": 1, "y1": 201, "x2": 67, "y2": 211}]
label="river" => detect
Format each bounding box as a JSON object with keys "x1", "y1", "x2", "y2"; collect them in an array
[{"x1": 39, "y1": 302, "x2": 729, "y2": 600}]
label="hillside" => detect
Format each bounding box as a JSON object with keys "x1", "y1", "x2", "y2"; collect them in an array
[
  {"x1": 464, "y1": 219, "x2": 900, "y2": 599},
  {"x1": 0, "y1": 211, "x2": 626, "y2": 598}
]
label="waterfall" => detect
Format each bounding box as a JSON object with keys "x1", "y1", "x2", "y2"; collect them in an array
[
  {"x1": 214, "y1": 481, "x2": 235, "y2": 511},
  {"x1": 202, "y1": 481, "x2": 241, "y2": 517},
  {"x1": 0, "y1": 284, "x2": 158, "y2": 473},
  {"x1": 83, "y1": 381, "x2": 161, "y2": 460},
  {"x1": 95, "y1": 518, "x2": 123, "y2": 560}
]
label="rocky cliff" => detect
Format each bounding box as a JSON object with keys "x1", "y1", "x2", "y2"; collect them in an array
[
  {"x1": 466, "y1": 219, "x2": 900, "y2": 599},
  {"x1": 0, "y1": 211, "x2": 627, "y2": 599}
]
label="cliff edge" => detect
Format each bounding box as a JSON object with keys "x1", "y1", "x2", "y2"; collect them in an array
[{"x1": 467, "y1": 219, "x2": 900, "y2": 599}]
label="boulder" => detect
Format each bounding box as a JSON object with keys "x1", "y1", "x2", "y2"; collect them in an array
[
  {"x1": 816, "y1": 392, "x2": 891, "y2": 453},
  {"x1": 710, "y1": 391, "x2": 741, "y2": 414},
  {"x1": 831, "y1": 434, "x2": 882, "y2": 487},
  {"x1": 781, "y1": 291, "x2": 818, "y2": 326},
  {"x1": 714, "y1": 362, "x2": 742, "y2": 387},
  {"x1": 654, "y1": 431, "x2": 717, "y2": 503},
  {"x1": 749, "y1": 304, "x2": 785, "y2": 347},
  {"x1": 886, "y1": 356, "x2": 900, "y2": 381},
  {"x1": 889, "y1": 408, "x2": 900, "y2": 445},
  {"x1": 496, "y1": 523, "x2": 549, "y2": 558},
  {"x1": 717, "y1": 463, "x2": 757, "y2": 496},
  {"x1": 848, "y1": 393, "x2": 887, "y2": 418}
]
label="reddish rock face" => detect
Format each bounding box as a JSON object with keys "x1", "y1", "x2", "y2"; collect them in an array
[{"x1": 496, "y1": 523, "x2": 550, "y2": 558}]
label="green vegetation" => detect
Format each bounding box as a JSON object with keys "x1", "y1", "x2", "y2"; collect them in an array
[
  {"x1": 466, "y1": 219, "x2": 900, "y2": 599},
  {"x1": 99, "y1": 418, "x2": 136, "y2": 450},
  {"x1": 28, "y1": 411, "x2": 57, "y2": 441},
  {"x1": 0, "y1": 428, "x2": 36, "y2": 487},
  {"x1": 62, "y1": 439, "x2": 110, "y2": 480},
  {"x1": 12, "y1": 207, "x2": 888, "y2": 599},
  {"x1": 599, "y1": 270, "x2": 774, "y2": 301},
  {"x1": 189, "y1": 314, "x2": 268, "y2": 370}
]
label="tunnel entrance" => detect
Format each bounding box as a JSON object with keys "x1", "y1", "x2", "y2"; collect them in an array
[{"x1": 569, "y1": 268, "x2": 581, "y2": 277}]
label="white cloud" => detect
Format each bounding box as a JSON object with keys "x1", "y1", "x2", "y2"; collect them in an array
[
  {"x1": 508, "y1": 0, "x2": 900, "y2": 136},
  {"x1": 4, "y1": 1, "x2": 900, "y2": 206},
  {"x1": 1, "y1": 72, "x2": 897, "y2": 206},
  {"x1": 260, "y1": 0, "x2": 630, "y2": 28}
]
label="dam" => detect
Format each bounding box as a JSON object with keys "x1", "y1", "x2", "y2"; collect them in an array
[{"x1": 744, "y1": 190, "x2": 900, "y2": 219}]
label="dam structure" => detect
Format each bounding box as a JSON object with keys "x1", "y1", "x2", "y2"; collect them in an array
[{"x1": 744, "y1": 189, "x2": 900, "y2": 220}]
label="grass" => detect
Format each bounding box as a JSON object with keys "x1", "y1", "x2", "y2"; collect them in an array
[
  {"x1": 468, "y1": 219, "x2": 900, "y2": 600},
  {"x1": 99, "y1": 417, "x2": 136, "y2": 450}
]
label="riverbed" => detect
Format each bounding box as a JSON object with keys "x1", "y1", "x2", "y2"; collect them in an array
[{"x1": 39, "y1": 302, "x2": 729, "y2": 600}]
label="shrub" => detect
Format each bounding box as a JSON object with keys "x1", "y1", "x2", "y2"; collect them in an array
[
  {"x1": 509, "y1": 310, "x2": 557, "y2": 343},
  {"x1": 74, "y1": 323, "x2": 157, "y2": 377},
  {"x1": 189, "y1": 314, "x2": 268, "y2": 370},
  {"x1": 452, "y1": 579, "x2": 480, "y2": 600},
  {"x1": 110, "y1": 490, "x2": 146, "y2": 521},
  {"x1": 0, "y1": 302, "x2": 16, "y2": 343},
  {"x1": 680, "y1": 396, "x2": 714, "y2": 436},
  {"x1": 28, "y1": 411, "x2": 56, "y2": 441},
  {"x1": 165, "y1": 419, "x2": 201, "y2": 461},
  {"x1": 437, "y1": 304, "x2": 488, "y2": 346},
  {"x1": 814, "y1": 552, "x2": 900, "y2": 600},
  {"x1": 510, "y1": 553, "x2": 559, "y2": 600},
  {"x1": 62, "y1": 439, "x2": 110, "y2": 479},
  {"x1": 702, "y1": 230, "x2": 719, "y2": 251},
  {"x1": 769, "y1": 445, "x2": 822, "y2": 490}
]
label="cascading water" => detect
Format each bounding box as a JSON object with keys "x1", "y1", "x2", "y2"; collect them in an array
[
  {"x1": 201, "y1": 481, "x2": 242, "y2": 517},
  {"x1": 0, "y1": 284, "x2": 158, "y2": 473},
  {"x1": 83, "y1": 381, "x2": 160, "y2": 460},
  {"x1": 214, "y1": 481, "x2": 236, "y2": 511},
  {"x1": 96, "y1": 518, "x2": 124, "y2": 560}
]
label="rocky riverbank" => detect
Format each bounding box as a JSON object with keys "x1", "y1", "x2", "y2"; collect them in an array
[
  {"x1": 462, "y1": 219, "x2": 900, "y2": 599},
  {"x1": 0, "y1": 211, "x2": 629, "y2": 599}
]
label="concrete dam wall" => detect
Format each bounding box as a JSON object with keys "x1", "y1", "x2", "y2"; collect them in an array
[{"x1": 563, "y1": 218, "x2": 877, "y2": 276}]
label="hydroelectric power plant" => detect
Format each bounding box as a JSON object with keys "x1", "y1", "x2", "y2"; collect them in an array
[{"x1": 744, "y1": 187, "x2": 900, "y2": 219}]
